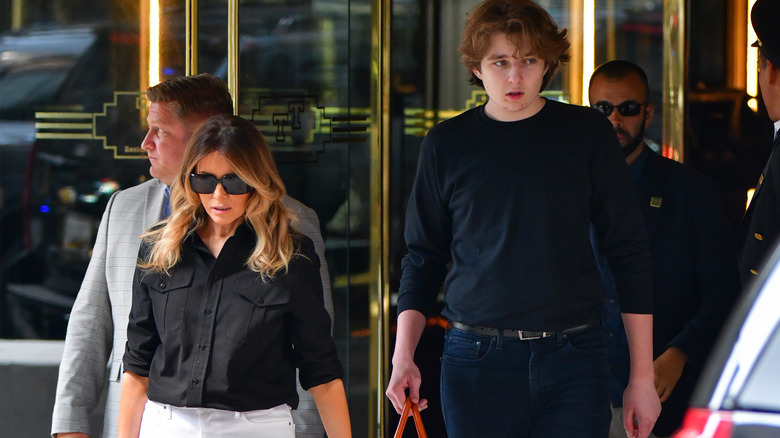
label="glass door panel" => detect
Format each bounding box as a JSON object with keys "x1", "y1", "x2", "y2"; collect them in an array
[
  {"x1": 0, "y1": 0, "x2": 155, "y2": 340},
  {"x1": 594, "y1": 0, "x2": 665, "y2": 153},
  {"x1": 219, "y1": 0, "x2": 374, "y2": 434}
]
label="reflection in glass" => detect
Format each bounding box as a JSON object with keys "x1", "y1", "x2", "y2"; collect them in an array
[
  {"x1": 594, "y1": 0, "x2": 664, "y2": 147},
  {"x1": 0, "y1": 2, "x2": 148, "y2": 340}
]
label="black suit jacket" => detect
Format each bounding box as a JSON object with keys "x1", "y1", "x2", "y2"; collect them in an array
[
  {"x1": 635, "y1": 148, "x2": 741, "y2": 436},
  {"x1": 738, "y1": 132, "x2": 780, "y2": 286}
]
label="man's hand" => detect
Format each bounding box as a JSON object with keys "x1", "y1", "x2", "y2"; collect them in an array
[
  {"x1": 56, "y1": 434, "x2": 90, "y2": 438},
  {"x1": 621, "y1": 313, "x2": 661, "y2": 438},
  {"x1": 654, "y1": 347, "x2": 687, "y2": 402},
  {"x1": 623, "y1": 378, "x2": 661, "y2": 438},
  {"x1": 385, "y1": 356, "x2": 428, "y2": 415},
  {"x1": 386, "y1": 310, "x2": 429, "y2": 415}
]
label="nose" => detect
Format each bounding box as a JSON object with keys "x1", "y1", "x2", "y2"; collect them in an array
[
  {"x1": 212, "y1": 181, "x2": 228, "y2": 198},
  {"x1": 607, "y1": 111, "x2": 623, "y2": 129},
  {"x1": 507, "y1": 63, "x2": 522, "y2": 83},
  {"x1": 140, "y1": 129, "x2": 154, "y2": 151}
]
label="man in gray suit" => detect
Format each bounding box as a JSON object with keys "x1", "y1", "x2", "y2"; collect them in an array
[{"x1": 51, "y1": 74, "x2": 332, "y2": 438}]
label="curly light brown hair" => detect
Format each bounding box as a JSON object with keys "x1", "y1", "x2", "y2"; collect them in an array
[{"x1": 459, "y1": 0, "x2": 571, "y2": 91}]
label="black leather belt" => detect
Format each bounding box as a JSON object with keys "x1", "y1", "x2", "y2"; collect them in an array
[{"x1": 450, "y1": 321, "x2": 596, "y2": 340}]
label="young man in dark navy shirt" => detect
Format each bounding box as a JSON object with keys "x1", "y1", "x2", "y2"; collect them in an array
[{"x1": 385, "y1": 1, "x2": 660, "y2": 437}]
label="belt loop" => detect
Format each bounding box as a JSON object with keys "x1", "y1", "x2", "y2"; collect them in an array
[
  {"x1": 556, "y1": 330, "x2": 565, "y2": 346},
  {"x1": 496, "y1": 328, "x2": 504, "y2": 350}
]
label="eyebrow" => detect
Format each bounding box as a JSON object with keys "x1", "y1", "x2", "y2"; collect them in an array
[{"x1": 486, "y1": 51, "x2": 535, "y2": 60}]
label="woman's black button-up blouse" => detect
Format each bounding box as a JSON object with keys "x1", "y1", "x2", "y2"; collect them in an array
[{"x1": 123, "y1": 222, "x2": 343, "y2": 411}]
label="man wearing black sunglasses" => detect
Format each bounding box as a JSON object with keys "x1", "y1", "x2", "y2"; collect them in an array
[
  {"x1": 590, "y1": 70, "x2": 652, "y2": 165},
  {"x1": 589, "y1": 60, "x2": 740, "y2": 438}
]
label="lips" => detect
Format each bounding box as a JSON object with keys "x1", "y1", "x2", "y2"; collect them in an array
[{"x1": 615, "y1": 129, "x2": 630, "y2": 145}]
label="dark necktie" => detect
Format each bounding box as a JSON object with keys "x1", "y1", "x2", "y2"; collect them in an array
[{"x1": 775, "y1": 131, "x2": 780, "y2": 151}]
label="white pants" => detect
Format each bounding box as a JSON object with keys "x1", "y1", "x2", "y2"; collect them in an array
[
  {"x1": 139, "y1": 400, "x2": 295, "y2": 438},
  {"x1": 610, "y1": 406, "x2": 661, "y2": 438}
]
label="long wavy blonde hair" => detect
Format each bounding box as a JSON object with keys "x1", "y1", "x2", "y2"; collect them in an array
[{"x1": 140, "y1": 115, "x2": 295, "y2": 279}]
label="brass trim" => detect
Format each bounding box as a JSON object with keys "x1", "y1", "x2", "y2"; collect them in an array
[
  {"x1": 726, "y1": 0, "x2": 748, "y2": 89},
  {"x1": 371, "y1": 0, "x2": 390, "y2": 436},
  {"x1": 227, "y1": 0, "x2": 239, "y2": 115},
  {"x1": 663, "y1": 0, "x2": 685, "y2": 161},
  {"x1": 35, "y1": 112, "x2": 93, "y2": 119},
  {"x1": 35, "y1": 133, "x2": 93, "y2": 140},
  {"x1": 185, "y1": 0, "x2": 198, "y2": 75},
  {"x1": 568, "y1": 0, "x2": 584, "y2": 105},
  {"x1": 140, "y1": 0, "x2": 151, "y2": 93},
  {"x1": 605, "y1": 0, "x2": 616, "y2": 61},
  {"x1": 11, "y1": 0, "x2": 23, "y2": 30},
  {"x1": 34, "y1": 92, "x2": 149, "y2": 160},
  {"x1": 35, "y1": 123, "x2": 93, "y2": 130}
]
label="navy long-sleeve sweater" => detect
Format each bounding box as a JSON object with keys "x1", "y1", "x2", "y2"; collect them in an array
[{"x1": 398, "y1": 99, "x2": 653, "y2": 330}]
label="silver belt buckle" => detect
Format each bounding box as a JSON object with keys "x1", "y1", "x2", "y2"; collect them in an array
[{"x1": 518, "y1": 330, "x2": 543, "y2": 340}]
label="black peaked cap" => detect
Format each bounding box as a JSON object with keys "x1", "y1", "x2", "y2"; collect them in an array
[{"x1": 752, "y1": 0, "x2": 780, "y2": 66}]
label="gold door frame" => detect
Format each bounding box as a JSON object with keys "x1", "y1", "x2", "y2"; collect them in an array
[
  {"x1": 185, "y1": 0, "x2": 198, "y2": 76},
  {"x1": 371, "y1": 0, "x2": 392, "y2": 436},
  {"x1": 663, "y1": 0, "x2": 685, "y2": 161}
]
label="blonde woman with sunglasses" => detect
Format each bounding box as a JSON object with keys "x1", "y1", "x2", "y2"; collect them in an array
[{"x1": 118, "y1": 115, "x2": 351, "y2": 438}]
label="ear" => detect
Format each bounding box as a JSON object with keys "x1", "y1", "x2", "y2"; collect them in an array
[
  {"x1": 644, "y1": 103, "x2": 655, "y2": 128},
  {"x1": 768, "y1": 59, "x2": 780, "y2": 85},
  {"x1": 472, "y1": 67, "x2": 483, "y2": 80}
]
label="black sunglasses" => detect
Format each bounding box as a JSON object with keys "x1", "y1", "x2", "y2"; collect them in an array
[
  {"x1": 592, "y1": 101, "x2": 646, "y2": 117},
  {"x1": 190, "y1": 173, "x2": 251, "y2": 195}
]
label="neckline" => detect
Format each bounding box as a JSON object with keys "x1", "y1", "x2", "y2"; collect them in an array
[{"x1": 475, "y1": 98, "x2": 551, "y2": 127}]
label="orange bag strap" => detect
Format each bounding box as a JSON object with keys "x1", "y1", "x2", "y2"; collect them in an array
[{"x1": 393, "y1": 397, "x2": 428, "y2": 438}]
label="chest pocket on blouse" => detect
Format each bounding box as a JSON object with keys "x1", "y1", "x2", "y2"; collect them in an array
[
  {"x1": 225, "y1": 278, "x2": 290, "y2": 345},
  {"x1": 143, "y1": 268, "x2": 194, "y2": 334}
]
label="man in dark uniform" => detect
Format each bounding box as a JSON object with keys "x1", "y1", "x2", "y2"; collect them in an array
[
  {"x1": 739, "y1": 0, "x2": 780, "y2": 285},
  {"x1": 589, "y1": 60, "x2": 741, "y2": 437}
]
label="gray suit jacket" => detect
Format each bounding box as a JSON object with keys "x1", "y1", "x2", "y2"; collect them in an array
[{"x1": 51, "y1": 178, "x2": 332, "y2": 438}]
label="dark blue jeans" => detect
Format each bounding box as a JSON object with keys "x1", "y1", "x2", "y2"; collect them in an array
[{"x1": 440, "y1": 327, "x2": 611, "y2": 438}]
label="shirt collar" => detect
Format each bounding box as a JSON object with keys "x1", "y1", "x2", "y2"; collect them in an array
[
  {"x1": 190, "y1": 220, "x2": 255, "y2": 262},
  {"x1": 628, "y1": 144, "x2": 650, "y2": 183}
]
